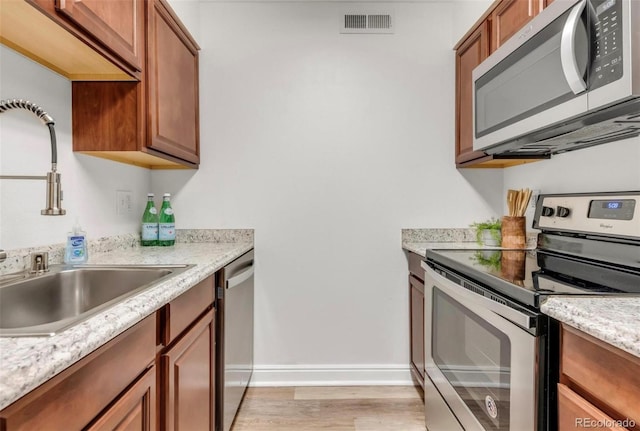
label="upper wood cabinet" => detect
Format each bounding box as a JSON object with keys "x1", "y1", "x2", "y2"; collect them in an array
[
  {"x1": 72, "y1": 0, "x2": 200, "y2": 169},
  {"x1": 146, "y1": 0, "x2": 200, "y2": 165},
  {"x1": 453, "y1": 0, "x2": 549, "y2": 168},
  {"x1": 0, "y1": 0, "x2": 139, "y2": 80},
  {"x1": 455, "y1": 22, "x2": 490, "y2": 166},
  {"x1": 490, "y1": 0, "x2": 542, "y2": 53},
  {"x1": 55, "y1": 0, "x2": 144, "y2": 73}
]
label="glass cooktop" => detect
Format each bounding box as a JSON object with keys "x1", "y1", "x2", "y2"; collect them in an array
[{"x1": 424, "y1": 248, "x2": 640, "y2": 308}]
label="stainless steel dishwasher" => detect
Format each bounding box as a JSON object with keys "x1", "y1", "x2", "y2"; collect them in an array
[{"x1": 216, "y1": 250, "x2": 254, "y2": 431}]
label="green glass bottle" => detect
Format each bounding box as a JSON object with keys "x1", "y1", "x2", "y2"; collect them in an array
[
  {"x1": 158, "y1": 193, "x2": 176, "y2": 246},
  {"x1": 141, "y1": 193, "x2": 158, "y2": 246}
]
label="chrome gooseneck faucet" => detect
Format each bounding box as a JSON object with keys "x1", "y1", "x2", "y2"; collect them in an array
[{"x1": 0, "y1": 99, "x2": 65, "y2": 216}]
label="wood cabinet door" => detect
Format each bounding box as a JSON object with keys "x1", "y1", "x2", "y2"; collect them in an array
[
  {"x1": 160, "y1": 308, "x2": 215, "y2": 431},
  {"x1": 455, "y1": 21, "x2": 489, "y2": 165},
  {"x1": 409, "y1": 275, "x2": 425, "y2": 384},
  {"x1": 56, "y1": 0, "x2": 143, "y2": 71},
  {"x1": 85, "y1": 367, "x2": 156, "y2": 431},
  {"x1": 146, "y1": 0, "x2": 200, "y2": 165},
  {"x1": 490, "y1": 0, "x2": 542, "y2": 52}
]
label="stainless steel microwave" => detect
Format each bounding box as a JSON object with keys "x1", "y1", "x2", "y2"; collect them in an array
[{"x1": 472, "y1": 0, "x2": 640, "y2": 156}]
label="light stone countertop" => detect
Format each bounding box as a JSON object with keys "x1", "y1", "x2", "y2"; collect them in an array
[
  {"x1": 0, "y1": 233, "x2": 253, "y2": 410},
  {"x1": 401, "y1": 228, "x2": 538, "y2": 257},
  {"x1": 541, "y1": 296, "x2": 640, "y2": 359},
  {"x1": 402, "y1": 228, "x2": 480, "y2": 257}
]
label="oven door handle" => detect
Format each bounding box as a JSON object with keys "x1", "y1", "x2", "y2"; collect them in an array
[{"x1": 426, "y1": 266, "x2": 537, "y2": 330}]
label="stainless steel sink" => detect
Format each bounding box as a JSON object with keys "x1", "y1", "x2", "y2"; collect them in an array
[{"x1": 0, "y1": 264, "x2": 191, "y2": 337}]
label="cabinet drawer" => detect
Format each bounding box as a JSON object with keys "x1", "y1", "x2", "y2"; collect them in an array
[
  {"x1": 407, "y1": 252, "x2": 424, "y2": 281},
  {"x1": 558, "y1": 384, "x2": 630, "y2": 431},
  {"x1": 160, "y1": 277, "x2": 214, "y2": 346},
  {"x1": 0, "y1": 315, "x2": 156, "y2": 431},
  {"x1": 561, "y1": 325, "x2": 640, "y2": 427}
]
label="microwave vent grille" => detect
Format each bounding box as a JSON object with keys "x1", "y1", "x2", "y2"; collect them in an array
[{"x1": 341, "y1": 12, "x2": 394, "y2": 34}]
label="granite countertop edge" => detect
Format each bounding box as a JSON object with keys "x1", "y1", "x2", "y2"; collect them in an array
[
  {"x1": 541, "y1": 296, "x2": 640, "y2": 359},
  {"x1": 0, "y1": 235, "x2": 254, "y2": 410}
]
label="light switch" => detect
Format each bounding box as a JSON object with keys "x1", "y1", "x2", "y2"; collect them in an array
[{"x1": 116, "y1": 190, "x2": 133, "y2": 216}]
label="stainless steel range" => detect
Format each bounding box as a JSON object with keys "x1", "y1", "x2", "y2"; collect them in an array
[{"x1": 422, "y1": 191, "x2": 640, "y2": 431}]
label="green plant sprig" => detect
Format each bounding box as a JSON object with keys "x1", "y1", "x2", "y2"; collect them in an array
[{"x1": 470, "y1": 218, "x2": 502, "y2": 245}]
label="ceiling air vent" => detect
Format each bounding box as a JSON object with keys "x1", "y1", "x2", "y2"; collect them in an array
[{"x1": 341, "y1": 12, "x2": 394, "y2": 34}]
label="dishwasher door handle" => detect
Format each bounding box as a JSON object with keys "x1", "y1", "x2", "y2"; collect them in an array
[{"x1": 227, "y1": 265, "x2": 254, "y2": 289}]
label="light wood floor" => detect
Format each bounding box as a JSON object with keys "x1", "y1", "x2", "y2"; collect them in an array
[{"x1": 230, "y1": 386, "x2": 426, "y2": 431}]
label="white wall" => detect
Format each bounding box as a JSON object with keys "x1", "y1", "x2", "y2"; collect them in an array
[
  {"x1": 503, "y1": 137, "x2": 640, "y2": 198},
  {"x1": 0, "y1": 46, "x2": 151, "y2": 249},
  {"x1": 153, "y1": 0, "x2": 502, "y2": 384}
]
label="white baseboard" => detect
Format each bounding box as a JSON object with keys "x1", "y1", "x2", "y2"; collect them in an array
[{"x1": 249, "y1": 364, "x2": 415, "y2": 387}]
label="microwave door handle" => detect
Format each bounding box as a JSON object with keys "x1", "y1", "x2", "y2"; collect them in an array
[{"x1": 561, "y1": 0, "x2": 588, "y2": 94}]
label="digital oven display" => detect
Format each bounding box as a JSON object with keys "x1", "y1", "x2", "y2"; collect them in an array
[{"x1": 588, "y1": 199, "x2": 636, "y2": 220}]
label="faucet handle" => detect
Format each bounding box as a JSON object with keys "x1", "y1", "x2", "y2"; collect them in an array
[{"x1": 30, "y1": 252, "x2": 49, "y2": 273}]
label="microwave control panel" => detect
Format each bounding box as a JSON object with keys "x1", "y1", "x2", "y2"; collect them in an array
[{"x1": 589, "y1": 0, "x2": 624, "y2": 91}]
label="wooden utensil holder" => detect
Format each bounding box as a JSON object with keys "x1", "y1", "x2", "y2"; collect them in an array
[{"x1": 501, "y1": 216, "x2": 526, "y2": 249}]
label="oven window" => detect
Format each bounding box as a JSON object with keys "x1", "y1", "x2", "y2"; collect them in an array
[{"x1": 433, "y1": 288, "x2": 511, "y2": 431}]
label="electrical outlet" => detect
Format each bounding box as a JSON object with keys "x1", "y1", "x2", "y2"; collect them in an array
[
  {"x1": 529, "y1": 189, "x2": 541, "y2": 211},
  {"x1": 525, "y1": 189, "x2": 541, "y2": 230},
  {"x1": 116, "y1": 190, "x2": 133, "y2": 216}
]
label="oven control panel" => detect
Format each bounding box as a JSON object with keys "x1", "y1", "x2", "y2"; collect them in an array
[{"x1": 533, "y1": 192, "x2": 639, "y2": 239}]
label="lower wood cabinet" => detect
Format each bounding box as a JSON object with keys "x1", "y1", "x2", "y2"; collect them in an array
[
  {"x1": 558, "y1": 384, "x2": 628, "y2": 431},
  {"x1": 159, "y1": 308, "x2": 215, "y2": 431},
  {"x1": 0, "y1": 275, "x2": 217, "y2": 431},
  {"x1": 86, "y1": 367, "x2": 156, "y2": 431},
  {"x1": 558, "y1": 324, "x2": 640, "y2": 431},
  {"x1": 0, "y1": 315, "x2": 157, "y2": 431},
  {"x1": 157, "y1": 276, "x2": 216, "y2": 431},
  {"x1": 409, "y1": 274, "x2": 425, "y2": 384},
  {"x1": 406, "y1": 251, "x2": 425, "y2": 388}
]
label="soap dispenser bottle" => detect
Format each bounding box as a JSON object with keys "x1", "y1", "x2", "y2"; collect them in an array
[{"x1": 64, "y1": 218, "x2": 88, "y2": 264}]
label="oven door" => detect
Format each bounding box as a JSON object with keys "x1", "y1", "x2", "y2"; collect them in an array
[{"x1": 424, "y1": 264, "x2": 539, "y2": 431}]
